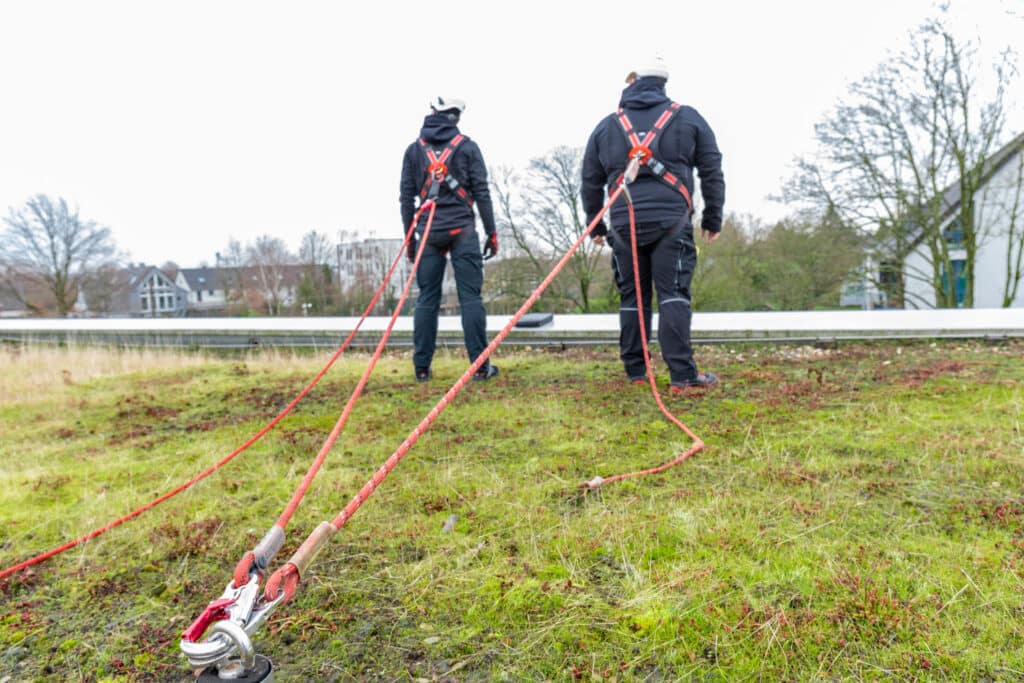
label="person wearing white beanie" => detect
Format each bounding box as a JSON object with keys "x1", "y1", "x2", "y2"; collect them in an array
[
  {"x1": 582, "y1": 55, "x2": 725, "y2": 392},
  {"x1": 625, "y1": 54, "x2": 670, "y2": 83},
  {"x1": 399, "y1": 96, "x2": 500, "y2": 384}
]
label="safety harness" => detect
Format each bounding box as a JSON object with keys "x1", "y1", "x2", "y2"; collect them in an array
[
  {"x1": 615, "y1": 103, "x2": 693, "y2": 213},
  {"x1": 418, "y1": 135, "x2": 474, "y2": 207}
]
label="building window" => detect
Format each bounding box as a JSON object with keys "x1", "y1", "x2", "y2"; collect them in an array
[
  {"x1": 197, "y1": 290, "x2": 203, "y2": 302},
  {"x1": 141, "y1": 296, "x2": 149, "y2": 310},
  {"x1": 878, "y1": 262, "x2": 900, "y2": 288},
  {"x1": 875, "y1": 260, "x2": 901, "y2": 307},
  {"x1": 944, "y1": 217, "x2": 964, "y2": 248}
]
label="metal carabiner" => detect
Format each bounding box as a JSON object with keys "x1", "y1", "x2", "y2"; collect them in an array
[
  {"x1": 180, "y1": 575, "x2": 261, "y2": 669},
  {"x1": 180, "y1": 573, "x2": 287, "y2": 674}
]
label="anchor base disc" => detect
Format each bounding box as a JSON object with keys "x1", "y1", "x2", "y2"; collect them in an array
[{"x1": 197, "y1": 654, "x2": 273, "y2": 682}]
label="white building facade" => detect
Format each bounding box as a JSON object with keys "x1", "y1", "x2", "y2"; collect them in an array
[
  {"x1": 336, "y1": 237, "x2": 457, "y2": 312},
  {"x1": 176, "y1": 267, "x2": 230, "y2": 312},
  {"x1": 904, "y1": 135, "x2": 1024, "y2": 309}
]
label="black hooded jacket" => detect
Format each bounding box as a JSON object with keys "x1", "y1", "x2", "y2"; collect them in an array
[
  {"x1": 400, "y1": 114, "x2": 497, "y2": 236},
  {"x1": 581, "y1": 78, "x2": 725, "y2": 235}
]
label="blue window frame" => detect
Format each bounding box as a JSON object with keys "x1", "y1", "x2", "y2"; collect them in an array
[{"x1": 944, "y1": 216, "x2": 964, "y2": 248}]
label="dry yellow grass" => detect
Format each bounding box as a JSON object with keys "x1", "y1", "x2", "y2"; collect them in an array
[
  {"x1": 0, "y1": 345, "x2": 204, "y2": 400},
  {"x1": 0, "y1": 345, "x2": 335, "y2": 404}
]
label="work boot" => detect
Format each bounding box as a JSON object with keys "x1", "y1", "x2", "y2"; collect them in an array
[
  {"x1": 629, "y1": 375, "x2": 646, "y2": 385},
  {"x1": 473, "y1": 363, "x2": 499, "y2": 382},
  {"x1": 415, "y1": 367, "x2": 432, "y2": 383},
  {"x1": 669, "y1": 371, "x2": 719, "y2": 394}
]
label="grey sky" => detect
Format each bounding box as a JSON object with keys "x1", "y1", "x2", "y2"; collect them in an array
[{"x1": 1, "y1": 0, "x2": 1021, "y2": 267}]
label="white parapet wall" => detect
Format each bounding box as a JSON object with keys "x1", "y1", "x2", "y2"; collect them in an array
[{"x1": 1, "y1": 309, "x2": 1023, "y2": 347}]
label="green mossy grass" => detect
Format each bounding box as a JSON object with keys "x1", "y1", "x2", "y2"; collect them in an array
[{"x1": 1, "y1": 341, "x2": 1022, "y2": 681}]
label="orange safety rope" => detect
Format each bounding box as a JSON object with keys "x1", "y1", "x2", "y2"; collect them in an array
[
  {"x1": 0, "y1": 204, "x2": 431, "y2": 583},
  {"x1": 261, "y1": 188, "x2": 628, "y2": 604},
  {"x1": 229, "y1": 202, "x2": 439, "y2": 588},
  {"x1": 581, "y1": 197, "x2": 704, "y2": 489},
  {"x1": 277, "y1": 205, "x2": 435, "y2": 528}
]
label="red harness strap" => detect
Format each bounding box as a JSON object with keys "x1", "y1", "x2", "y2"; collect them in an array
[
  {"x1": 418, "y1": 135, "x2": 474, "y2": 208},
  {"x1": 615, "y1": 103, "x2": 692, "y2": 213}
]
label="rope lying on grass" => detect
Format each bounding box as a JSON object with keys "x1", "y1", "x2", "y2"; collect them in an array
[
  {"x1": 0, "y1": 203, "x2": 435, "y2": 582},
  {"x1": 256, "y1": 179, "x2": 707, "y2": 606},
  {"x1": 258, "y1": 189, "x2": 630, "y2": 603},
  {"x1": 580, "y1": 195, "x2": 705, "y2": 490},
  {"x1": 230, "y1": 202, "x2": 441, "y2": 588}
]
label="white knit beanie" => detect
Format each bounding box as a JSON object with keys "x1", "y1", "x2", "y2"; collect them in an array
[
  {"x1": 428, "y1": 96, "x2": 466, "y2": 113},
  {"x1": 626, "y1": 55, "x2": 669, "y2": 83}
]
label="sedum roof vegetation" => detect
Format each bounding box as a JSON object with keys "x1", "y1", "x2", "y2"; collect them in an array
[{"x1": 1, "y1": 339, "x2": 1022, "y2": 681}]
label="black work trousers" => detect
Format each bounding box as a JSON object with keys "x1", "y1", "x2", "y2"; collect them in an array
[
  {"x1": 412, "y1": 227, "x2": 488, "y2": 371},
  {"x1": 610, "y1": 219, "x2": 699, "y2": 384}
]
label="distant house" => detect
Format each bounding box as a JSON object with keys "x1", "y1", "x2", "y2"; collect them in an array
[
  {"x1": 176, "y1": 267, "x2": 230, "y2": 314},
  {"x1": 2, "y1": 265, "x2": 186, "y2": 318},
  {"x1": 108, "y1": 265, "x2": 187, "y2": 317},
  {"x1": 902, "y1": 132, "x2": 1024, "y2": 308},
  {"x1": 177, "y1": 264, "x2": 312, "y2": 315}
]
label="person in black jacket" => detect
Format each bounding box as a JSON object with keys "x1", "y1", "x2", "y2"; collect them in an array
[
  {"x1": 582, "y1": 57, "x2": 724, "y2": 392},
  {"x1": 400, "y1": 96, "x2": 499, "y2": 383}
]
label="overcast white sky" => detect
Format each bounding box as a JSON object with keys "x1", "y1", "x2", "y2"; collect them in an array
[{"x1": 1, "y1": 0, "x2": 1021, "y2": 266}]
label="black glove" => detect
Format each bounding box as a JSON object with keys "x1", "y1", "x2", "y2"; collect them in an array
[
  {"x1": 590, "y1": 219, "x2": 608, "y2": 238},
  {"x1": 407, "y1": 238, "x2": 418, "y2": 262},
  {"x1": 482, "y1": 233, "x2": 498, "y2": 260}
]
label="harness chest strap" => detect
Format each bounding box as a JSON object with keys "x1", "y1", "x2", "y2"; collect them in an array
[
  {"x1": 615, "y1": 102, "x2": 693, "y2": 213},
  {"x1": 419, "y1": 134, "x2": 474, "y2": 208}
]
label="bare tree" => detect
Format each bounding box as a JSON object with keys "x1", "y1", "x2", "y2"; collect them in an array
[
  {"x1": 784, "y1": 13, "x2": 1019, "y2": 308},
  {"x1": 493, "y1": 147, "x2": 608, "y2": 312},
  {"x1": 246, "y1": 235, "x2": 295, "y2": 315},
  {"x1": 491, "y1": 167, "x2": 550, "y2": 306},
  {"x1": 78, "y1": 262, "x2": 124, "y2": 316},
  {"x1": 216, "y1": 238, "x2": 249, "y2": 314},
  {"x1": 298, "y1": 229, "x2": 334, "y2": 313},
  {"x1": 0, "y1": 195, "x2": 119, "y2": 316}
]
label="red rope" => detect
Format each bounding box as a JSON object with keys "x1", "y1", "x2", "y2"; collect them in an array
[
  {"x1": 0, "y1": 208, "x2": 429, "y2": 582},
  {"x1": 583, "y1": 197, "x2": 704, "y2": 488},
  {"x1": 328, "y1": 193, "x2": 624, "y2": 530},
  {"x1": 272, "y1": 203, "x2": 437, "y2": 531},
  {"x1": 260, "y1": 187, "x2": 628, "y2": 605}
]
